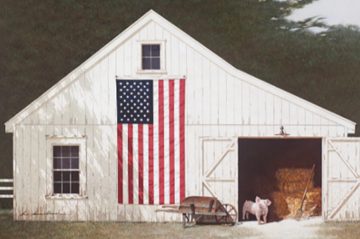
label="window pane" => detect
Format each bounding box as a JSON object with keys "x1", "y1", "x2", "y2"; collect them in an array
[
  {"x1": 142, "y1": 45, "x2": 151, "y2": 57},
  {"x1": 62, "y1": 146, "x2": 70, "y2": 157},
  {"x1": 63, "y1": 183, "x2": 70, "y2": 194},
  {"x1": 71, "y1": 183, "x2": 79, "y2": 194},
  {"x1": 71, "y1": 158, "x2": 79, "y2": 169},
  {"x1": 152, "y1": 58, "x2": 160, "y2": 70},
  {"x1": 53, "y1": 146, "x2": 61, "y2": 157},
  {"x1": 71, "y1": 171, "x2": 79, "y2": 182},
  {"x1": 54, "y1": 172, "x2": 62, "y2": 181},
  {"x1": 63, "y1": 158, "x2": 71, "y2": 169},
  {"x1": 151, "y1": 45, "x2": 160, "y2": 57},
  {"x1": 53, "y1": 158, "x2": 62, "y2": 169},
  {"x1": 142, "y1": 58, "x2": 151, "y2": 70},
  {"x1": 63, "y1": 172, "x2": 70, "y2": 182},
  {"x1": 70, "y1": 146, "x2": 79, "y2": 157},
  {"x1": 54, "y1": 183, "x2": 61, "y2": 194}
]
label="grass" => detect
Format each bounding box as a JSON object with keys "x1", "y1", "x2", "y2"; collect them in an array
[
  {"x1": 1, "y1": 0, "x2": 360, "y2": 208},
  {"x1": 0, "y1": 210, "x2": 258, "y2": 239},
  {"x1": 1, "y1": 210, "x2": 360, "y2": 239}
]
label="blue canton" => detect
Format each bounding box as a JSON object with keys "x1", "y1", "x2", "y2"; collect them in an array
[{"x1": 116, "y1": 80, "x2": 153, "y2": 124}]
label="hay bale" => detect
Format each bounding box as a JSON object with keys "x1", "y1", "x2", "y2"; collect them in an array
[
  {"x1": 275, "y1": 168, "x2": 315, "y2": 192},
  {"x1": 306, "y1": 188, "x2": 321, "y2": 216},
  {"x1": 281, "y1": 181, "x2": 314, "y2": 193},
  {"x1": 272, "y1": 192, "x2": 290, "y2": 219}
]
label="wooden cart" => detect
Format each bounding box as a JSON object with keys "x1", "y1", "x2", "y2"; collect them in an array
[{"x1": 155, "y1": 196, "x2": 238, "y2": 228}]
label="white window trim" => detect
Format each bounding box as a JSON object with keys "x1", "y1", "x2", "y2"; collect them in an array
[
  {"x1": 45, "y1": 137, "x2": 88, "y2": 200},
  {"x1": 136, "y1": 40, "x2": 167, "y2": 74}
]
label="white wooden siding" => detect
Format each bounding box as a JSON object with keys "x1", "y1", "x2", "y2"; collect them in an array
[{"x1": 12, "y1": 20, "x2": 351, "y2": 221}]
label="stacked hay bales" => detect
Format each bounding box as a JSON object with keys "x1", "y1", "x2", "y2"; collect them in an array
[{"x1": 272, "y1": 168, "x2": 321, "y2": 219}]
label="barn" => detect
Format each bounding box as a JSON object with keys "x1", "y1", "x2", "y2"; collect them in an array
[{"x1": 4, "y1": 10, "x2": 360, "y2": 222}]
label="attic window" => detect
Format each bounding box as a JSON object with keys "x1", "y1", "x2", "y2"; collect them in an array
[
  {"x1": 142, "y1": 44, "x2": 160, "y2": 70},
  {"x1": 137, "y1": 40, "x2": 166, "y2": 74}
]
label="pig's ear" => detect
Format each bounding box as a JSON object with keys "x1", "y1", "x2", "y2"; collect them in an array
[
  {"x1": 256, "y1": 196, "x2": 260, "y2": 203},
  {"x1": 266, "y1": 200, "x2": 272, "y2": 206}
]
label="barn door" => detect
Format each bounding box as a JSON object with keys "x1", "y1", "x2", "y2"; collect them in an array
[
  {"x1": 324, "y1": 138, "x2": 360, "y2": 221},
  {"x1": 201, "y1": 137, "x2": 238, "y2": 210}
]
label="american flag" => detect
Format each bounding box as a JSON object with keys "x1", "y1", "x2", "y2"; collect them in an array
[{"x1": 117, "y1": 79, "x2": 185, "y2": 205}]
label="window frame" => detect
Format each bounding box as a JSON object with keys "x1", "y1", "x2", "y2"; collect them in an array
[
  {"x1": 45, "y1": 136, "x2": 88, "y2": 200},
  {"x1": 137, "y1": 40, "x2": 167, "y2": 74},
  {"x1": 53, "y1": 145, "x2": 80, "y2": 194}
]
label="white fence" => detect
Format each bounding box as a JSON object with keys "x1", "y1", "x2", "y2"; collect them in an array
[{"x1": 0, "y1": 179, "x2": 13, "y2": 198}]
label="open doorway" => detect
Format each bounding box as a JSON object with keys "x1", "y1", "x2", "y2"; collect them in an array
[{"x1": 238, "y1": 138, "x2": 322, "y2": 222}]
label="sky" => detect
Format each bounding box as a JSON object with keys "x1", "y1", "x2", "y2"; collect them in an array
[{"x1": 285, "y1": 0, "x2": 360, "y2": 30}]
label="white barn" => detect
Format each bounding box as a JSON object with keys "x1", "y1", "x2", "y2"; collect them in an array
[{"x1": 5, "y1": 10, "x2": 360, "y2": 222}]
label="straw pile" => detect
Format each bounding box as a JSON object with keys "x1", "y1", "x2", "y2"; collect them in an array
[{"x1": 272, "y1": 168, "x2": 321, "y2": 220}]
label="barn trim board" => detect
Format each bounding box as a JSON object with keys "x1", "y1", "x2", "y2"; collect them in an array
[{"x1": 4, "y1": 10, "x2": 360, "y2": 222}]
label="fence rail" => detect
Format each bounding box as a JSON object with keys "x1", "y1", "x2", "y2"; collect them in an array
[
  {"x1": 0, "y1": 179, "x2": 13, "y2": 183},
  {"x1": 0, "y1": 179, "x2": 13, "y2": 199}
]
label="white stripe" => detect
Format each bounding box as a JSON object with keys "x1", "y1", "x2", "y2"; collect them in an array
[
  {"x1": 174, "y1": 80, "x2": 180, "y2": 204},
  {"x1": 164, "y1": 80, "x2": 170, "y2": 205},
  {"x1": 122, "y1": 125, "x2": 128, "y2": 204},
  {"x1": 133, "y1": 124, "x2": 139, "y2": 204},
  {"x1": 153, "y1": 80, "x2": 159, "y2": 205},
  {"x1": 143, "y1": 125, "x2": 149, "y2": 204}
]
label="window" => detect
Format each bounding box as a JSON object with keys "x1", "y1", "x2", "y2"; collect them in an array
[
  {"x1": 46, "y1": 136, "x2": 87, "y2": 199},
  {"x1": 142, "y1": 44, "x2": 160, "y2": 70},
  {"x1": 53, "y1": 146, "x2": 80, "y2": 194},
  {"x1": 137, "y1": 40, "x2": 166, "y2": 74}
]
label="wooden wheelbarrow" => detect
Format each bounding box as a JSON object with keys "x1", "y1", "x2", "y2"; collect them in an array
[{"x1": 155, "y1": 196, "x2": 238, "y2": 228}]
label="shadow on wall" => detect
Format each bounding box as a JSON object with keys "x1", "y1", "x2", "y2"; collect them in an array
[{"x1": 238, "y1": 138, "x2": 322, "y2": 222}]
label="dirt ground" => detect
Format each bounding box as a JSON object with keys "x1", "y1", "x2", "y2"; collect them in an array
[{"x1": 0, "y1": 210, "x2": 359, "y2": 239}]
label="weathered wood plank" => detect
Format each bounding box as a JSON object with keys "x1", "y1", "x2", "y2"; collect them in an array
[
  {"x1": 185, "y1": 46, "x2": 194, "y2": 125},
  {"x1": 210, "y1": 62, "x2": 219, "y2": 125},
  {"x1": 218, "y1": 68, "x2": 227, "y2": 125},
  {"x1": 100, "y1": 57, "x2": 109, "y2": 125},
  {"x1": 194, "y1": 51, "x2": 202, "y2": 125}
]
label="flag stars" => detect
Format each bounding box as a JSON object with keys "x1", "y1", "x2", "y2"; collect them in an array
[{"x1": 117, "y1": 80, "x2": 153, "y2": 124}]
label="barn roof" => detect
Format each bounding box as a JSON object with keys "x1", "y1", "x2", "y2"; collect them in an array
[{"x1": 5, "y1": 10, "x2": 356, "y2": 134}]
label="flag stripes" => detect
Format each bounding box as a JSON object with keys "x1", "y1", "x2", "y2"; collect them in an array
[{"x1": 117, "y1": 79, "x2": 185, "y2": 205}]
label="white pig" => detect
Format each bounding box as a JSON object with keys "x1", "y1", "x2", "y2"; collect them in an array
[{"x1": 242, "y1": 196, "x2": 272, "y2": 225}]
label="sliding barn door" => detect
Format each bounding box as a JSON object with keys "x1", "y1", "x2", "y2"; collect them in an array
[
  {"x1": 201, "y1": 138, "x2": 238, "y2": 210},
  {"x1": 324, "y1": 138, "x2": 360, "y2": 221}
]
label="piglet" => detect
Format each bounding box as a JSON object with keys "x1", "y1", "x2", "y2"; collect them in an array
[{"x1": 242, "y1": 196, "x2": 272, "y2": 225}]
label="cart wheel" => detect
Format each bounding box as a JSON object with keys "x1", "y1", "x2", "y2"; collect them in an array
[{"x1": 215, "y1": 204, "x2": 238, "y2": 225}]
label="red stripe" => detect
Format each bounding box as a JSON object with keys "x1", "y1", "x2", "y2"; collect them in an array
[
  {"x1": 158, "y1": 80, "x2": 165, "y2": 205},
  {"x1": 180, "y1": 79, "x2": 186, "y2": 201},
  {"x1": 138, "y1": 124, "x2": 143, "y2": 204},
  {"x1": 128, "y1": 124, "x2": 133, "y2": 204},
  {"x1": 148, "y1": 125, "x2": 154, "y2": 204},
  {"x1": 117, "y1": 124, "x2": 123, "y2": 204},
  {"x1": 169, "y1": 80, "x2": 175, "y2": 204}
]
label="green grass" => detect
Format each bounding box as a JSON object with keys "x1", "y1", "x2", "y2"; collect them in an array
[
  {"x1": 0, "y1": 210, "x2": 257, "y2": 239},
  {"x1": 1, "y1": 0, "x2": 360, "y2": 208}
]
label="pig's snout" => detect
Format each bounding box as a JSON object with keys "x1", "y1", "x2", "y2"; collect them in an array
[{"x1": 259, "y1": 204, "x2": 263, "y2": 209}]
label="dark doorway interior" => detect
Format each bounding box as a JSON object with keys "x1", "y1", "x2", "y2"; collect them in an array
[{"x1": 238, "y1": 138, "x2": 322, "y2": 222}]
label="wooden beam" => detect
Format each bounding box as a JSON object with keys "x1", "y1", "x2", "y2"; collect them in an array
[
  {"x1": 328, "y1": 140, "x2": 359, "y2": 178},
  {"x1": 205, "y1": 178, "x2": 236, "y2": 182},
  {"x1": 0, "y1": 187, "x2": 13, "y2": 190},
  {"x1": 204, "y1": 138, "x2": 236, "y2": 178},
  {"x1": 329, "y1": 181, "x2": 360, "y2": 219}
]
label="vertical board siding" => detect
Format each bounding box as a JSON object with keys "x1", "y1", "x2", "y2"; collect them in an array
[{"x1": 12, "y1": 23, "x2": 356, "y2": 223}]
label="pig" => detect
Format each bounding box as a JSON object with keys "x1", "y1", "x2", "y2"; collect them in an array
[{"x1": 242, "y1": 196, "x2": 272, "y2": 225}]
